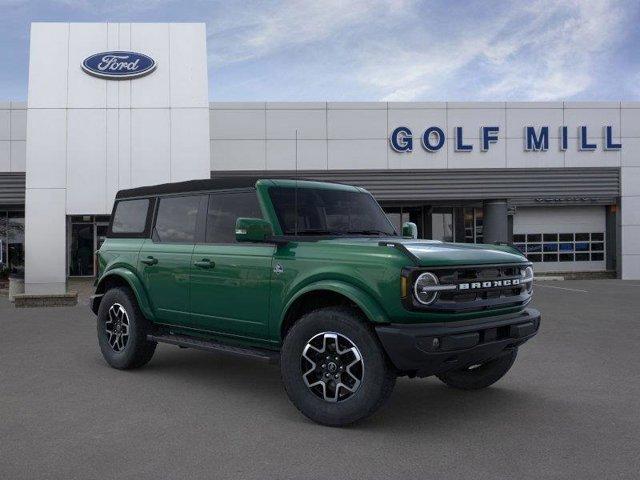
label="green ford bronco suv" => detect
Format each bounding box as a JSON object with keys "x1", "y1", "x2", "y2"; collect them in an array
[{"x1": 91, "y1": 178, "x2": 540, "y2": 426}]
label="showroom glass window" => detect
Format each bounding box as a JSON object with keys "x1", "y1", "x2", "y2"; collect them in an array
[
  {"x1": 431, "y1": 207, "x2": 455, "y2": 243},
  {"x1": 383, "y1": 206, "x2": 424, "y2": 238},
  {"x1": 206, "y1": 191, "x2": 263, "y2": 243},
  {"x1": 0, "y1": 211, "x2": 25, "y2": 277},
  {"x1": 463, "y1": 208, "x2": 483, "y2": 243},
  {"x1": 513, "y1": 232, "x2": 605, "y2": 263}
]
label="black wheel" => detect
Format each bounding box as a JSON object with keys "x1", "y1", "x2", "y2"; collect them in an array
[
  {"x1": 97, "y1": 287, "x2": 157, "y2": 370},
  {"x1": 436, "y1": 348, "x2": 518, "y2": 390},
  {"x1": 280, "y1": 306, "x2": 396, "y2": 427}
]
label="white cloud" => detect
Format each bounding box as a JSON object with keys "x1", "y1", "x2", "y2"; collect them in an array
[
  {"x1": 480, "y1": 0, "x2": 625, "y2": 100},
  {"x1": 36, "y1": 0, "x2": 175, "y2": 12},
  {"x1": 357, "y1": 0, "x2": 627, "y2": 101},
  {"x1": 208, "y1": 0, "x2": 411, "y2": 66},
  {"x1": 8, "y1": 0, "x2": 628, "y2": 101}
]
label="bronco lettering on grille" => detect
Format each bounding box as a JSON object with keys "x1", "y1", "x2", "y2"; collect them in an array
[{"x1": 458, "y1": 278, "x2": 521, "y2": 290}]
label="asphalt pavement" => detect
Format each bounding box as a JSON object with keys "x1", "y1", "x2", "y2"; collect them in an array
[{"x1": 1, "y1": 280, "x2": 639, "y2": 479}]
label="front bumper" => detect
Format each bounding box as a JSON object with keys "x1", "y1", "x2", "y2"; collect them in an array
[{"x1": 375, "y1": 308, "x2": 540, "y2": 377}]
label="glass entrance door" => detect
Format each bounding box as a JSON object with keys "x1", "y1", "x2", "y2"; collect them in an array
[
  {"x1": 431, "y1": 207, "x2": 455, "y2": 242},
  {"x1": 463, "y1": 207, "x2": 484, "y2": 243},
  {"x1": 96, "y1": 224, "x2": 108, "y2": 250},
  {"x1": 69, "y1": 223, "x2": 95, "y2": 277},
  {"x1": 383, "y1": 206, "x2": 424, "y2": 237},
  {"x1": 68, "y1": 216, "x2": 112, "y2": 277},
  {"x1": 95, "y1": 223, "x2": 109, "y2": 275}
]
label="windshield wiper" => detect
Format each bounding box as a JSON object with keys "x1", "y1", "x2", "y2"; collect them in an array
[
  {"x1": 346, "y1": 229, "x2": 394, "y2": 236},
  {"x1": 287, "y1": 229, "x2": 395, "y2": 236},
  {"x1": 290, "y1": 229, "x2": 346, "y2": 236}
]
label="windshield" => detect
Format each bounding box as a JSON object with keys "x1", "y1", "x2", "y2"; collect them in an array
[{"x1": 268, "y1": 187, "x2": 397, "y2": 236}]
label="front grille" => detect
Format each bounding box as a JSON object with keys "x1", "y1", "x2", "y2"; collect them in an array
[
  {"x1": 406, "y1": 263, "x2": 532, "y2": 313},
  {"x1": 437, "y1": 265, "x2": 525, "y2": 304}
]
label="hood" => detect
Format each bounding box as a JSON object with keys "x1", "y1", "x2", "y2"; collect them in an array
[
  {"x1": 398, "y1": 239, "x2": 527, "y2": 266},
  {"x1": 319, "y1": 237, "x2": 527, "y2": 266}
]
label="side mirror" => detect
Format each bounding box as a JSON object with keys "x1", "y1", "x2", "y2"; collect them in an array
[
  {"x1": 402, "y1": 221, "x2": 418, "y2": 239},
  {"x1": 235, "y1": 218, "x2": 273, "y2": 243}
]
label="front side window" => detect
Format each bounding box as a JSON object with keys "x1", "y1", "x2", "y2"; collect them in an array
[
  {"x1": 206, "y1": 191, "x2": 263, "y2": 243},
  {"x1": 154, "y1": 196, "x2": 201, "y2": 243},
  {"x1": 268, "y1": 187, "x2": 396, "y2": 236},
  {"x1": 111, "y1": 199, "x2": 150, "y2": 233}
]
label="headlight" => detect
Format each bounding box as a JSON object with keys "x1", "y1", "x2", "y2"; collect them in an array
[
  {"x1": 413, "y1": 272, "x2": 440, "y2": 305},
  {"x1": 521, "y1": 266, "x2": 534, "y2": 293}
]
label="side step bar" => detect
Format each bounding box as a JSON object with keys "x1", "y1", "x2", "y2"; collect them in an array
[{"x1": 147, "y1": 333, "x2": 280, "y2": 364}]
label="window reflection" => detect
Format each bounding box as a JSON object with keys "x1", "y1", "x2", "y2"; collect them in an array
[
  {"x1": 0, "y1": 211, "x2": 25, "y2": 278},
  {"x1": 514, "y1": 231, "x2": 606, "y2": 263}
]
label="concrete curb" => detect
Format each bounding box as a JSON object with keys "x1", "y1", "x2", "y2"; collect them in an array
[{"x1": 13, "y1": 291, "x2": 78, "y2": 308}]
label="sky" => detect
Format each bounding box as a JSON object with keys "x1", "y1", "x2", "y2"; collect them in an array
[{"x1": 1, "y1": 0, "x2": 639, "y2": 102}]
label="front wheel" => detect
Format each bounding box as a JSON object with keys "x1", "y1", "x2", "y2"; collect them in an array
[
  {"x1": 280, "y1": 307, "x2": 396, "y2": 427},
  {"x1": 436, "y1": 348, "x2": 518, "y2": 390},
  {"x1": 97, "y1": 287, "x2": 157, "y2": 370}
]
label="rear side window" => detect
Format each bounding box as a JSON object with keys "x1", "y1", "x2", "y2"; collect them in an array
[
  {"x1": 154, "y1": 195, "x2": 201, "y2": 243},
  {"x1": 206, "y1": 191, "x2": 262, "y2": 243},
  {"x1": 111, "y1": 199, "x2": 150, "y2": 234}
]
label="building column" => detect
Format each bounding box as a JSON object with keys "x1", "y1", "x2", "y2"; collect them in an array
[
  {"x1": 621, "y1": 166, "x2": 640, "y2": 279},
  {"x1": 24, "y1": 188, "x2": 66, "y2": 294},
  {"x1": 483, "y1": 200, "x2": 509, "y2": 244},
  {"x1": 606, "y1": 204, "x2": 617, "y2": 273}
]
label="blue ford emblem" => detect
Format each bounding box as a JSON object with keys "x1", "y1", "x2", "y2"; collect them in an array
[{"x1": 82, "y1": 51, "x2": 156, "y2": 80}]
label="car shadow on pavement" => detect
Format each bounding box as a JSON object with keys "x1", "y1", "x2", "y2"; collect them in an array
[
  {"x1": 363, "y1": 379, "x2": 544, "y2": 430},
  {"x1": 108, "y1": 344, "x2": 546, "y2": 430}
]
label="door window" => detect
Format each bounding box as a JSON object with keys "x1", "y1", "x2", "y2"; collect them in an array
[
  {"x1": 111, "y1": 199, "x2": 150, "y2": 234},
  {"x1": 154, "y1": 196, "x2": 201, "y2": 243},
  {"x1": 205, "y1": 191, "x2": 262, "y2": 243}
]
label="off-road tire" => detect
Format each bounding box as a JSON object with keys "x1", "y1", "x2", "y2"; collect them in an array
[
  {"x1": 280, "y1": 306, "x2": 396, "y2": 427},
  {"x1": 436, "y1": 348, "x2": 518, "y2": 390},
  {"x1": 97, "y1": 287, "x2": 157, "y2": 369}
]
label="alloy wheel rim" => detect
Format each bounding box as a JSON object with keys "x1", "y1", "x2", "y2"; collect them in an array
[
  {"x1": 105, "y1": 303, "x2": 130, "y2": 352},
  {"x1": 301, "y1": 332, "x2": 364, "y2": 403}
]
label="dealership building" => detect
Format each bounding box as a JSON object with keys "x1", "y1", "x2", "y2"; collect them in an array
[{"x1": 1, "y1": 22, "x2": 640, "y2": 295}]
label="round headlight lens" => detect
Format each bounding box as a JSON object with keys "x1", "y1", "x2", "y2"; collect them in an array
[
  {"x1": 414, "y1": 272, "x2": 440, "y2": 305},
  {"x1": 521, "y1": 266, "x2": 534, "y2": 293}
]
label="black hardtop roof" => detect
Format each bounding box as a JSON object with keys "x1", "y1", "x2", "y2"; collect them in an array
[
  {"x1": 114, "y1": 177, "x2": 352, "y2": 200},
  {"x1": 115, "y1": 178, "x2": 259, "y2": 199}
]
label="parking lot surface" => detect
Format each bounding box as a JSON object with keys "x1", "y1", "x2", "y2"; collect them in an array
[{"x1": 1, "y1": 280, "x2": 639, "y2": 480}]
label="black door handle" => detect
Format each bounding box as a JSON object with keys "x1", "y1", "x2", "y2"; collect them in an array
[
  {"x1": 141, "y1": 256, "x2": 158, "y2": 266},
  {"x1": 194, "y1": 258, "x2": 215, "y2": 269}
]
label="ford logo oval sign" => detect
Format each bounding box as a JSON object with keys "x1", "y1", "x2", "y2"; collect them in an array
[{"x1": 82, "y1": 51, "x2": 156, "y2": 80}]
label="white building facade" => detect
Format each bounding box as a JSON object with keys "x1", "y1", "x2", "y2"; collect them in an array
[{"x1": 1, "y1": 22, "x2": 639, "y2": 294}]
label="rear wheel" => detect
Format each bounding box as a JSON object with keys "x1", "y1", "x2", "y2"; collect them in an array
[
  {"x1": 436, "y1": 348, "x2": 518, "y2": 390},
  {"x1": 280, "y1": 307, "x2": 396, "y2": 427},
  {"x1": 97, "y1": 287, "x2": 156, "y2": 369}
]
